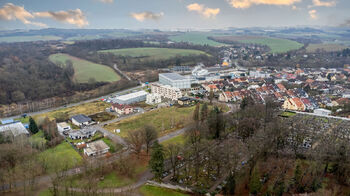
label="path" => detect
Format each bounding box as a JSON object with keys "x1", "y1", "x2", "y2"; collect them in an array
[{"x1": 114, "y1": 64, "x2": 131, "y2": 81}]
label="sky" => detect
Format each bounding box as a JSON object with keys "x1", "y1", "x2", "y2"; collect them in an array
[{"x1": 0, "y1": 0, "x2": 349, "y2": 30}]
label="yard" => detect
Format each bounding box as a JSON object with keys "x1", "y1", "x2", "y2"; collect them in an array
[
  {"x1": 33, "y1": 101, "x2": 111, "y2": 121},
  {"x1": 49, "y1": 53, "x2": 121, "y2": 83},
  {"x1": 280, "y1": 111, "x2": 297, "y2": 118},
  {"x1": 104, "y1": 106, "x2": 195, "y2": 138},
  {"x1": 37, "y1": 142, "x2": 83, "y2": 173},
  {"x1": 89, "y1": 112, "x2": 115, "y2": 123},
  {"x1": 98, "y1": 47, "x2": 210, "y2": 61},
  {"x1": 139, "y1": 185, "x2": 189, "y2": 196}
]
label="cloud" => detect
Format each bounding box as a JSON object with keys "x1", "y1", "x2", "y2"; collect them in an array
[
  {"x1": 187, "y1": 3, "x2": 220, "y2": 18},
  {"x1": 310, "y1": 0, "x2": 336, "y2": 7},
  {"x1": 34, "y1": 9, "x2": 88, "y2": 27},
  {"x1": 309, "y1": 9, "x2": 318, "y2": 19},
  {"x1": 227, "y1": 0, "x2": 301, "y2": 9},
  {"x1": 98, "y1": 0, "x2": 114, "y2": 3},
  {"x1": 340, "y1": 19, "x2": 350, "y2": 27},
  {"x1": 0, "y1": 3, "x2": 47, "y2": 27},
  {"x1": 130, "y1": 11, "x2": 164, "y2": 22}
]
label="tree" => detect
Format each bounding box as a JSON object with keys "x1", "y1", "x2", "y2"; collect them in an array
[
  {"x1": 29, "y1": 117, "x2": 39, "y2": 134},
  {"x1": 207, "y1": 106, "x2": 225, "y2": 139},
  {"x1": 209, "y1": 89, "x2": 214, "y2": 104},
  {"x1": 166, "y1": 144, "x2": 181, "y2": 181},
  {"x1": 149, "y1": 141, "x2": 164, "y2": 181},
  {"x1": 127, "y1": 129, "x2": 144, "y2": 157},
  {"x1": 142, "y1": 125, "x2": 158, "y2": 154},
  {"x1": 223, "y1": 173, "x2": 236, "y2": 195},
  {"x1": 193, "y1": 103, "x2": 200, "y2": 122},
  {"x1": 200, "y1": 102, "x2": 208, "y2": 122},
  {"x1": 249, "y1": 167, "x2": 262, "y2": 195}
]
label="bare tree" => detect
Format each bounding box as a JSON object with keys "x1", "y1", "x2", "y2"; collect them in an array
[
  {"x1": 166, "y1": 144, "x2": 181, "y2": 181},
  {"x1": 127, "y1": 129, "x2": 145, "y2": 158},
  {"x1": 142, "y1": 125, "x2": 158, "y2": 154}
]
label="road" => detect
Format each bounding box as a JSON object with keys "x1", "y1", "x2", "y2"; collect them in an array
[{"x1": 114, "y1": 64, "x2": 131, "y2": 81}]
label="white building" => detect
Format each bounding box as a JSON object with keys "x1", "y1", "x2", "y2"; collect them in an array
[
  {"x1": 313, "y1": 108, "x2": 332, "y2": 116},
  {"x1": 84, "y1": 140, "x2": 110, "y2": 156},
  {"x1": 57, "y1": 122, "x2": 71, "y2": 135},
  {"x1": 159, "y1": 73, "x2": 191, "y2": 89},
  {"x1": 151, "y1": 83, "x2": 182, "y2": 100},
  {"x1": 0, "y1": 121, "x2": 29, "y2": 139},
  {"x1": 114, "y1": 91, "x2": 148, "y2": 105},
  {"x1": 146, "y1": 93, "x2": 162, "y2": 105}
]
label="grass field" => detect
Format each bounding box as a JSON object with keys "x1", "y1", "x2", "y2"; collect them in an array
[
  {"x1": 139, "y1": 185, "x2": 189, "y2": 196},
  {"x1": 213, "y1": 35, "x2": 304, "y2": 53},
  {"x1": 104, "y1": 106, "x2": 194, "y2": 138},
  {"x1": 0, "y1": 35, "x2": 62, "y2": 43},
  {"x1": 161, "y1": 134, "x2": 186, "y2": 147},
  {"x1": 169, "y1": 33, "x2": 226, "y2": 47},
  {"x1": 38, "y1": 142, "x2": 82, "y2": 173},
  {"x1": 49, "y1": 53, "x2": 121, "y2": 83},
  {"x1": 98, "y1": 47, "x2": 210, "y2": 60},
  {"x1": 33, "y1": 101, "x2": 111, "y2": 122},
  {"x1": 306, "y1": 43, "x2": 348, "y2": 53}
]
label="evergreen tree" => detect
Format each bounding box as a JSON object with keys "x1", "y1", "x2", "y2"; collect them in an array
[
  {"x1": 223, "y1": 173, "x2": 236, "y2": 195},
  {"x1": 200, "y1": 103, "x2": 208, "y2": 122},
  {"x1": 29, "y1": 117, "x2": 39, "y2": 134},
  {"x1": 149, "y1": 141, "x2": 165, "y2": 181}
]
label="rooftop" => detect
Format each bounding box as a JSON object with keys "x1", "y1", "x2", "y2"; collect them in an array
[
  {"x1": 159, "y1": 73, "x2": 186, "y2": 81},
  {"x1": 116, "y1": 91, "x2": 148, "y2": 101},
  {"x1": 0, "y1": 122, "x2": 29, "y2": 137},
  {"x1": 71, "y1": 114, "x2": 91, "y2": 123}
]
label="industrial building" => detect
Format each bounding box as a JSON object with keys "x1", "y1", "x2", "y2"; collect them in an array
[
  {"x1": 114, "y1": 91, "x2": 148, "y2": 104},
  {"x1": 159, "y1": 73, "x2": 191, "y2": 89}
]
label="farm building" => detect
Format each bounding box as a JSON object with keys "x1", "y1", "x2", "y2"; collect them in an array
[
  {"x1": 114, "y1": 91, "x2": 148, "y2": 105},
  {"x1": 159, "y1": 73, "x2": 191, "y2": 89},
  {"x1": 84, "y1": 140, "x2": 110, "y2": 156},
  {"x1": 0, "y1": 121, "x2": 29, "y2": 141}
]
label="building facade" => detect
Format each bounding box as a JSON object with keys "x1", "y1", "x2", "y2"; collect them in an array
[
  {"x1": 151, "y1": 83, "x2": 182, "y2": 100},
  {"x1": 159, "y1": 73, "x2": 191, "y2": 89},
  {"x1": 146, "y1": 93, "x2": 162, "y2": 105},
  {"x1": 114, "y1": 91, "x2": 148, "y2": 105}
]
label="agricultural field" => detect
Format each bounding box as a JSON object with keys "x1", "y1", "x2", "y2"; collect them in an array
[
  {"x1": 139, "y1": 185, "x2": 189, "y2": 196},
  {"x1": 49, "y1": 53, "x2": 121, "y2": 83},
  {"x1": 37, "y1": 142, "x2": 82, "y2": 173},
  {"x1": 104, "y1": 106, "x2": 195, "y2": 138},
  {"x1": 213, "y1": 35, "x2": 304, "y2": 53},
  {"x1": 0, "y1": 35, "x2": 62, "y2": 43},
  {"x1": 306, "y1": 43, "x2": 348, "y2": 53},
  {"x1": 33, "y1": 100, "x2": 111, "y2": 121},
  {"x1": 168, "y1": 32, "x2": 226, "y2": 47},
  {"x1": 98, "y1": 47, "x2": 210, "y2": 60}
]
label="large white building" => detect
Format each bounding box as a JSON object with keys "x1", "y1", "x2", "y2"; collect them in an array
[
  {"x1": 151, "y1": 83, "x2": 182, "y2": 100},
  {"x1": 159, "y1": 73, "x2": 191, "y2": 89},
  {"x1": 146, "y1": 93, "x2": 162, "y2": 105},
  {"x1": 114, "y1": 91, "x2": 148, "y2": 105}
]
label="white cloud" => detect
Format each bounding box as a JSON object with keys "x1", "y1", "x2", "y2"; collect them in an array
[
  {"x1": 98, "y1": 0, "x2": 114, "y2": 3},
  {"x1": 187, "y1": 3, "x2": 220, "y2": 18},
  {"x1": 310, "y1": 0, "x2": 336, "y2": 7},
  {"x1": 0, "y1": 3, "x2": 47, "y2": 27},
  {"x1": 34, "y1": 9, "x2": 89, "y2": 27},
  {"x1": 227, "y1": 0, "x2": 301, "y2": 9},
  {"x1": 309, "y1": 9, "x2": 318, "y2": 19},
  {"x1": 130, "y1": 11, "x2": 164, "y2": 22}
]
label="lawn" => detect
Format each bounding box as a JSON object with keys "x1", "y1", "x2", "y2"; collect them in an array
[
  {"x1": 0, "y1": 35, "x2": 61, "y2": 43},
  {"x1": 280, "y1": 111, "x2": 297, "y2": 118},
  {"x1": 49, "y1": 53, "x2": 121, "y2": 83},
  {"x1": 33, "y1": 101, "x2": 111, "y2": 121},
  {"x1": 37, "y1": 142, "x2": 82, "y2": 173},
  {"x1": 104, "y1": 106, "x2": 195, "y2": 138},
  {"x1": 98, "y1": 47, "x2": 210, "y2": 60},
  {"x1": 98, "y1": 172, "x2": 135, "y2": 188},
  {"x1": 139, "y1": 185, "x2": 189, "y2": 196},
  {"x1": 306, "y1": 43, "x2": 348, "y2": 53},
  {"x1": 14, "y1": 116, "x2": 29, "y2": 124},
  {"x1": 161, "y1": 134, "x2": 186, "y2": 147},
  {"x1": 29, "y1": 130, "x2": 47, "y2": 149},
  {"x1": 169, "y1": 32, "x2": 226, "y2": 47},
  {"x1": 213, "y1": 35, "x2": 304, "y2": 53},
  {"x1": 101, "y1": 137, "x2": 124, "y2": 153}
]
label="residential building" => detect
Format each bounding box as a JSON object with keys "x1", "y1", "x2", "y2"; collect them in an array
[
  {"x1": 114, "y1": 91, "x2": 148, "y2": 105},
  {"x1": 151, "y1": 83, "x2": 182, "y2": 100},
  {"x1": 57, "y1": 122, "x2": 71, "y2": 135},
  {"x1": 283, "y1": 98, "x2": 306, "y2": 111},
  {"x1": 112, "y1": 104, "x2": 134, "y2": 115},
  {"x1": 71, "y1": 114, "x2": 92, "y2": 127},
  {"x1": 68, "y1": 127, "x2": 96, "y2": 140},
  {"x1": 146, "y1": 93, "x2": 162, "y2": 105},
  {"x1": 159, "y1": 73, "x2": 191, "y2": 89},
  {"x1": 84, "y1": 140, "x2": 110, "y2": 156},
  {"x1": 177, "y1": 97, "x2": 197, "y2": 106}
]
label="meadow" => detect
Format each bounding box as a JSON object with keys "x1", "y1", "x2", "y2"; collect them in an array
[
  {"x1": 98, "y1": 47, "x2": 210, "y2": 60},
  {"x1": 306, "y1": 43, "x2": 348, "y2": 53},
  {"x1": 49, "y1": 53, "x2": 121, "y2": 83},
  {"x1": 139, "y1": 185, "x2": 189, "y2": 196},
  {"x1": 213, "y1": 35, "x2": 304, "y2": 53},
  {"x1": 0, "y1": 35, "x2": 62, "y2": 43},
  {"x1": 168, "y1": 32, "x2": 227, "y2": 47}
]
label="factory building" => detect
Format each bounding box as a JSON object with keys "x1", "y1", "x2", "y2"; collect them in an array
[
  {"x1": 159, "y1": 73, "x2": 191, "y2": 89},
  {"x1": 114, "y1": 91, "x2": 148, "y2": 105}
]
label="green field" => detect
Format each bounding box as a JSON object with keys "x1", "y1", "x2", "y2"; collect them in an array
[
  {"x1": 38, "y1": 142, "x2": 82, "y2": 173},
  {"x1": 213, "y1": 35, "x2": 304, "y2": 53},
  {"x1": 105, "y1": 106, "x2": 195, "y2": 138},
  {"x1": 0, "y1": 35, "x2": 62, "y2": 43},
  {"x1": 161, "y1": 134, "x2": 186, "y2": 147},
  {"x1": 139, "y1": 185, "x2": 189, "y2": 196},
  {"x1": 49, "y1": 53, "x2": 121, "y2": 83},
  {"x1": 98, "y1": 47, "x2": 210, "y2": 60},
  {"x1": 169, "y1": 33, "x2": 226, "y2": 47},
  {"x1": 306, "y1": 43, "x2": 348, "y2": 53}
]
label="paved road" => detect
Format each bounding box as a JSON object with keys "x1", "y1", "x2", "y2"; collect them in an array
[{"x1": 114, "y1": 64, "x2": 131, "y2": 81}]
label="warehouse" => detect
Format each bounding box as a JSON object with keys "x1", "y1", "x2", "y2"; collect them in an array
[
  {"x1": 159, "y1": 73, "x2": 191, "y2": 89},
  {"x1": 114, "y1": 91, "x2": 148, "y2": 104}
]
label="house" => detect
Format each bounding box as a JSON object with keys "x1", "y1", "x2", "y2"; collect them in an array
[
  {"x1": 146, "y1": 93, "x2": 162, "y2": 105},
  {"x1": 0, "y1": 121, "x2": 29, "y2": 141},
  {"x1": 71, "y1": 114, "x2": 92, "y2": 127},
  {"x1": 68, "y1": 127, "x2": 97, "y2": 140},
  {"x1": 203, "y1": 84, "x2": 219, "y2": 92},
  {"x1": 177, "y1": 97, "x2": 197, "y2": 106},
  {"x1": 332, "y1": 98, "x2": 350, "y2": 107},
  {"x1": 84, "y1": 140, "x2": 110, "y2": 156},
  {"x1": 57, "y1": 122, "x2": 71, "y2": 135},
  {"x1": 112, "y1": 104, "x2": 134, "y2": 115},
  {"x1": 219, "y1": 91, "x2": 233, "y2": 102},
  {"x1": 283, "y1": 98, "x2": 306, "y2": 111}
]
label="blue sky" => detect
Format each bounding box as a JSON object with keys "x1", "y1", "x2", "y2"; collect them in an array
[{"x1": 0, "y1": 0, "x2": 349, "y2": 30}]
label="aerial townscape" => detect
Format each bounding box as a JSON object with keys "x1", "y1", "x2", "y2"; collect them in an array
[{"x1": 1, "y1": 0, "x2": 350, "y2": 196}]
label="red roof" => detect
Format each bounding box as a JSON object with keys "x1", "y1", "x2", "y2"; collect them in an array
[{"x1": 112, "y1": 104, "x2": 133, "y2": 110}]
